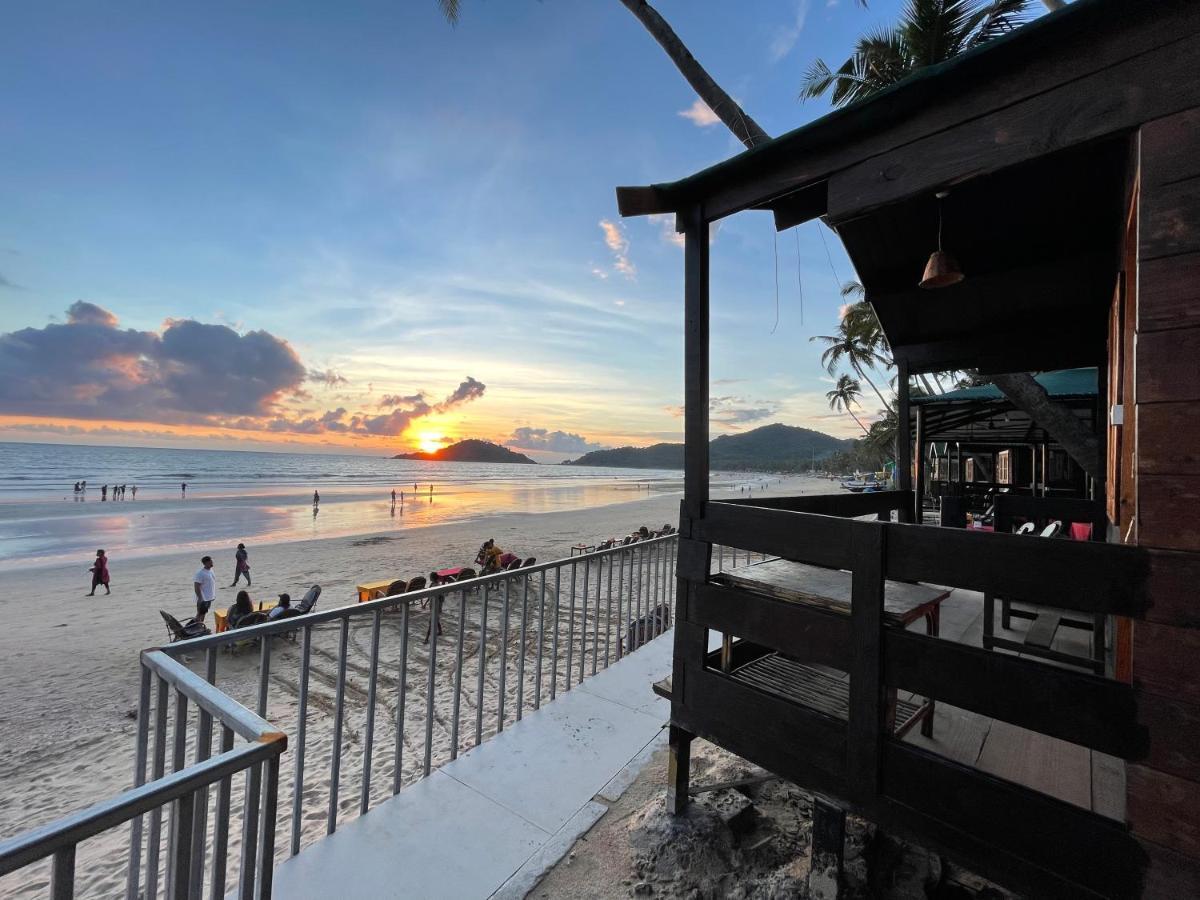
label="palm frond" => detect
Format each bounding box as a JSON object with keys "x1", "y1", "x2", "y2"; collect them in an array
[
  {"x1": 964, "y1": 0, "x2": 1034, "y2": 48},
  {"x1": 437, "y1": 0, "x2": 460, "y2": 25}
]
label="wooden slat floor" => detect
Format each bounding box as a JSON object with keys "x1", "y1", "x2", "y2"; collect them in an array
[{"x1": 899, "y1": 587, "x2": 1125, "y2": 820}]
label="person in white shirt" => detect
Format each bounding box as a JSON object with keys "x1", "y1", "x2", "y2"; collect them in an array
[
  {"x1": 267, "y1": 593, "x2": 292, "y2": 620},
  {"x1": 193, "y1": 556, "x2": 217, "y2": 623}
]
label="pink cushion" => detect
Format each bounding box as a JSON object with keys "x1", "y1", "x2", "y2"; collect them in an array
[{"x1": 1069, "y1": 522, "x2": 1093, "y2": 541}]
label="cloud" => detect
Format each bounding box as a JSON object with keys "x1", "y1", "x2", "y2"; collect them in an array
[
  {"x1": 0, "y1": 303, "x2": 306, "y2": 423},
  {"x1": 678, "y1": 99, "x2": 720, "y2": 127},
  {"x1": 378, "y1": 392, "x2": 425, "y2": 409},
  {"x1": 598, "y1": 219, "x2": 635, "y2": 279},
  {"x1": 308, "y1": 368, "x2": 349, "y2": 388},
  {"x1": 438, "y1": 376, "x2": 486, "y2": 408},
  {"x1": 769, "y1": 0, "x2": 810, "y2": 62},
  {"x1": 508, "y1": 427, "x2": 607, "y2": 454},
  {"x1": 665, "y1": 396, "x2": 781, "y2": 429},
  {"x1": 648, "y1": 214, "x2": 686, "y2": 249},
  {"x1": 0, "y1": 272, "x2": 21, "y2": 290}
]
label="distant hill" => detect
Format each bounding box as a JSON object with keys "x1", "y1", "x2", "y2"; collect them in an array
[
  {"x1": 563, "y1": 423, "x2": 853, "y2": 471},
  {"x1": 393, "y1": 439, "x2": 536, "y2": 465}
]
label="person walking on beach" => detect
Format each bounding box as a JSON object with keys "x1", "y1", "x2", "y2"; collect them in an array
[
  {"x1": 391, "y1": 488, "x2": 396, "y2": 506},
  {"x1": 101, "y1": 484, "x2": 108, "y2": 501},
  {"x1": 181, "y1": 482, "x2": 187, "y2": 498},
  {"x1": 131, "y1": 485, "x2": 137, "y2": 500},
  {"x1": 87, "y1": 549, "x2": 110, "y2": 596},
  {"x1": 231, "y1": 543, "x2": 251, "y2": 587},
  {"x1": 313, "y1": 490, "x2": 320, "y2": 506},
  {"x1": 193, "y1": 556, "x2": 217, "y2": 624}
]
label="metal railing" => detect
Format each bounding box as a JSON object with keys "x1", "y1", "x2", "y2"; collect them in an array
[
  {"x1": 0, "y1": 535, "x2": 678, "y2": 899},
  {"x1": 0, "y1": 650, "x2": 285, "y2": 900}
]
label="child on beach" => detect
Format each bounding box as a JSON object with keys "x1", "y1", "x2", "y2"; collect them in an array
[
  {"x1": 87, "y1": 549, "x2": 110, "y2": 596},
  {"x1": 193, "y1": 556, "x2": 216, "y2": 623},
  {"x1": 231, "y1": 543, "x2": 251, "y2": 587}
]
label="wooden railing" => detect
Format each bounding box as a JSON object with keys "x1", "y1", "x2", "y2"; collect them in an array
[{"x1": 672, "y1": 492, "x2": 1158, "y2": 898}]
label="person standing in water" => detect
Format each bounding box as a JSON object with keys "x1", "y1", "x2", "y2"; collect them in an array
[
  {"x1": 231, "y1": 543, "x2": 251, "y2": 587},
  {"x1": 131, "y1": 485, "x2": 137, "y2": 500},
  {"x1": 101, "y1": 484, "x2": 107, "y2": 501},
  {"x1": 313, "y1": 490, "x2": 320, "y2": 506},
  {"x1": 390, "y1": 488, "x2": 396, "y2": 506},
  {"x1": 181, "y1": 482, "x2": 187, "y2": 498},
  {"x1": 87, "y1": 549, "x2": 110, "y2": 596}
]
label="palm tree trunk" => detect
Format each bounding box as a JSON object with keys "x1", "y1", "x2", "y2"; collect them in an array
[
  {"x1": 990, "y1": 373, "x2": 1100, "y2": 478},
  {"x1": 616, "y1": 0, "x2": 771, "y2": 149},
  {"x1": 852, "y1": 363, "x2": 895, "y2": 414},
  {"x1": 847, "y1": 410, "x2": 870, "y2": 436},
  {"x1": 917, "y1": 373, "x2": 937, "y2": 396}
]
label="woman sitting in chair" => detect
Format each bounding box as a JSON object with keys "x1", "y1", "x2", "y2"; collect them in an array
[{"x1": 228, "y1": 591, "x2": 254, "y2": 629}]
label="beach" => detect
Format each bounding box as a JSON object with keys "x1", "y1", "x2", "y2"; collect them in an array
[{"x1": 0, "y1": 460, "x2": 825, "y2": 898}]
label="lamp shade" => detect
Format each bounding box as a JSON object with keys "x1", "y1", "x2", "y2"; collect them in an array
[{"x1": 919, "y1": 250, "x2": 965, "y2": 289}]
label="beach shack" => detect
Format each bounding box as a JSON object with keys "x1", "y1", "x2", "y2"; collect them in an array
[
  {"x1": 911, "y1": 367, "x2": 1098, "y2": 519},
  {"x1": 617, "y1": 0, "x2": 1200, "y2": 895}
]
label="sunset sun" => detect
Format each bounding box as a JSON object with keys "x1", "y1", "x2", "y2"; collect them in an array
[{"x1": 417, "y1": 431, "x2": 445, "y2": 454}]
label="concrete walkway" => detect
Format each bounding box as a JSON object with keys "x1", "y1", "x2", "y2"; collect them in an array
[{"x1": 272, "y1": 629, "x2": 676, "y2": 899}]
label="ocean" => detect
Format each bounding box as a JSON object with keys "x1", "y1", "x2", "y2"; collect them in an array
[{"x1": 0, "y1": 442, "x2": 718, "y2": 569}]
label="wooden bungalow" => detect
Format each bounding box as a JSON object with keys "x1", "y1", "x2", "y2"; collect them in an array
[
  {"x1": 913, "y1": 367, "x2": 1097, "y2": 518},
  {"x1": 616, "y1": 1, "x2": 1200, "y2": 896}
]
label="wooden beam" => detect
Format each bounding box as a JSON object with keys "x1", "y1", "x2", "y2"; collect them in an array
[
  {"x1": 682, "y1": 204, "x2": 709, "y2": 523},
  {"x1": 695, "y1": 502, "x2": 854, "y2": 570},
  {"x1": 884, "y1": 629, "x2": 1146, "y2": 758},
  {"x1": 847, "y1": 524, "x2": 886, "y2": 804},
  {"x1": 615, "y1": 185, "x2": 673, "y2": 217},
  {"x1": 896, "y1": 361, "x2": 912, "y2": 521},
  {"x1": 882, "y1": 741, "x2": 1146, "y2": 900},
  {"x1": 722, "y1": 490, "x2": 911, "y2": 518},
  {"x1": 692, "y1": 581, "x2": 851, "y2": 671},
  {"x1": 765, "y1": 181, "x2": 828, "y2": 231},
  {"x1": 884, "y1": 522, "x2": 1150, "y2": 617},
  {"x1": 826, "y1": 33, "x2": 1200, "y2": 224}
]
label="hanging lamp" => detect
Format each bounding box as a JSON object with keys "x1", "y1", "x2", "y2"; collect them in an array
[{"x1": 919, "y1": 191, "x2": 965, "y2": 289}]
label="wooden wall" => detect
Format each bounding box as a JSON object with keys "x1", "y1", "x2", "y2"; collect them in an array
[{"x1": 1128, "y1": 106, "x2": 1200, "y2": 897}]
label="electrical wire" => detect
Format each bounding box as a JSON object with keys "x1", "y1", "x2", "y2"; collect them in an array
[
  {"x1": 794, "y1": 227, "x2": 804, "y2": 327},
  {"x1": 770, "y1": 225, "x2": 780, "y2": 334},
  {"x1": 815, "y1": 220, "x2": 843, "y2": 291}
]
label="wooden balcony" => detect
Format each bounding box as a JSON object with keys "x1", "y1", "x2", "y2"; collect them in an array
[{"x1": 669, "y1": 490, "x2": 1160, "y2": 898}]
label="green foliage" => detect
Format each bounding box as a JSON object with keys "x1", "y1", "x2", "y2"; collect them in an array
[
  {"x1": 801, "y1": 0, "x2": 1035, "y2": 107},
  {"x1": 564, "y1": 423, "x2": 855, "y2": 472}
]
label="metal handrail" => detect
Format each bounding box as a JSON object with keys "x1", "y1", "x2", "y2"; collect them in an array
[
  {"x1": 0, "y1": 743, "x2": 276, "y2": 876},
  {"x1": 1, "y1": 535, "x2": 682, "y2": 899},
  {"x1": 158, "y1": 533, "x2": 680, "y2": 656},
  {"x1": 141, "y1": 650, "x2": 282, "y2": 742}
]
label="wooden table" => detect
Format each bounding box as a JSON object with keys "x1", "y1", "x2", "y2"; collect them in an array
[
  {"x1": 356, "y1": 579, "x2": 395, "y2": 603},
  {"x1": 717, "y1": 558, "x2": 950, "y2": 629},
  {"x1": 214, "y1": 599, "x2": 279, "y2": 634},
  {"x1": 716, "y1": 558, "x2": 951, "y2": 737}
]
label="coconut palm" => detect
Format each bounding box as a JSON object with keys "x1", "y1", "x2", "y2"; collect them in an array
[
  {"x1": 827, "y1": 374, "x2": 872, "y2": 436},
  {"x1": 810, "y1": 317, "x2": 894, "y2": 414},
  {"x1": 801, "y1": 0, "x2": 1036, "y2": 106}
]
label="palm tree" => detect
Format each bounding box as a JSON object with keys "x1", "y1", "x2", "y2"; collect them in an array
[
  {"x1": 801, "y1": 0, "x2": 1035, "y2": 106},
  {"x1": 811, "y1": 317, "x2": 894, "y2": 414},
  {"x1": 826, "y1": 375, "x2": 871, "y2": 436}
]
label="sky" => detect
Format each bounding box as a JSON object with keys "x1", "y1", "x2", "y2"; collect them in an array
[{"x1": 0, "y1": 0, "x2": 919, "y2": 462}]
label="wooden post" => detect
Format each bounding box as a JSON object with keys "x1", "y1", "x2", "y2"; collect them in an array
[
  {"x1": 809, "y1": 795, "x2": 846, "y2": 899},
  {"x1": 847, "y1": 522, "x2": 886, "y2": 804},
  {"x1": 913, "y1": 403, "x2": 925, "y2": 525},
  {"x1": 681, "y1": 202, "x2": 709, "y2": 525},
  {"x1": 667, "y1": 724, "x2": 692, "y2": 816},
  {"x1": 666, "y1": 203, "x2": 709, "y2": 816},
  {"x1": 897, "y1": 361, "x2": 913, "y2": 523}
]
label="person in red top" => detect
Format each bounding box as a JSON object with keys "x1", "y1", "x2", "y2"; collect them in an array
[{"x1": 88, "y1": 549, "x2": 110, "y2": 596}]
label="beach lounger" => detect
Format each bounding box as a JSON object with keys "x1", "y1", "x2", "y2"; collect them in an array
[
  {"x1": 160, "y1": 610, "x2": 211, "y2": 643},
  {"x1": 296, "y1": 585, "x2": 321, "y2": 613}
]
